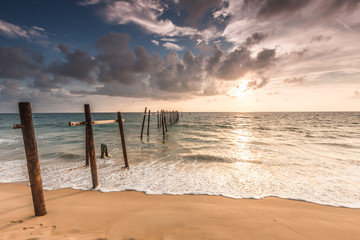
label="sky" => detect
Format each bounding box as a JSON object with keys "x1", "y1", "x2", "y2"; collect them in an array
[{"x1": 0, "y1": 0, "x2": 359, "y2": 113}]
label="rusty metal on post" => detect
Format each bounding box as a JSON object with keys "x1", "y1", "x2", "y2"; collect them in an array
[
  {"x1": 84, "y1": 104, "x2": 99, "y2": 189},
  {"x1": 147, "y1": 109, "x2": 150, "y2": 137},
  {"x1": 117, "y1": 112, "x2": 129, "y2": 168},
  {"x1": 140, "y1": 107, "x2": 147, "y2": 140},
  {"x1": 17, "y1": 102, "x2": 47, "y2": 216}
]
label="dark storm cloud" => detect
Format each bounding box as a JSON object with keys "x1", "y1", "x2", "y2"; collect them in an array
[
  {"x1": 1, "y1": 31, "x2": 278, "y2": 100},
  {"x1": 48, "y1": 43, "x2": 97, "y2": 83},
  {"x1": 0, "y1": 46, "x2": 42, "y2": 79},
  {"x1": 178, "y1": 0, "x2": 224, "y2": 26},
  {"x1": 0, "y1": 80, "x2": 20, "y2": 102},
  {"x1": 95, "y1": 32, "x2": 140, "y2": 84},
  {"x1": 244, "y1": 32, "x2": 268, "y2": 46},
  {"x1": 216, "y1": 47, "x2": 276, "y2": 80}
]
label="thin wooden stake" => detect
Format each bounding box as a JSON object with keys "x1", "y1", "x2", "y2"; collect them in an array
[
  {"x1": 140, "y1": 107, "x2": 147, "y2": 140},
  {"x1": 17, "y1": 102, "x2": 47, "y2": 216},
  {"x1": 147, "y1": 109, "x2": 150, "y2": 137},
  {"x1": 84, "y1": 104, "x2": 99, "y2": 189},
  {"x1": 117, "y1": 112, "x2": 129, "y2": 168}
]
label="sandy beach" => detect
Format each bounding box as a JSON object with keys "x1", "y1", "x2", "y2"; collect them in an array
[{"x1": 0, "y1": 183, "x2": 359, "y2": 240}]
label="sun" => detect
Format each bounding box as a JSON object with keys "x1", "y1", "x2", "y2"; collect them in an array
[{"x1": 227, "y1": 80, "x2": 252, "y2": 98}]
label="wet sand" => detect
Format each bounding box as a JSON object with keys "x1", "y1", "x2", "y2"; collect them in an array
[{"x1": 0, "y1": 183, "x2": 359, "y2": 239}]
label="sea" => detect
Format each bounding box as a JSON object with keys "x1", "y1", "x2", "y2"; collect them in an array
[{"x1": 0, "y1": 112, "x2": 359, "y2": 208}]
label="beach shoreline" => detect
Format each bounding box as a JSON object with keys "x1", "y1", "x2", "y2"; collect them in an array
[{"x1": 1, "y1": 183, "x2": 359, "y2": 240}]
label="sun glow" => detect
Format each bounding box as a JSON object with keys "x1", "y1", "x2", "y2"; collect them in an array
[{"x1": 227, "y1": 80, "x2": 252, "y2": 98}]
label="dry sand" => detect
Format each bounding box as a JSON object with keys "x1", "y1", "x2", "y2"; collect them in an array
[{"x1": 0, "y1": 183, "x2": 359, "y2": 240}]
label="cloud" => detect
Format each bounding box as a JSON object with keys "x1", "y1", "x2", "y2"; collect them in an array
[
  {"x1": 247, "y1": 76, "x2": 269, "y2": 90},
  {"x1": 283, "y1": 76, "x2": 305, "y2": 85},
  {"x1": 48, "y1": 43, "x2": 97, "y2": 83},
  {"x1": 0, "y1": 46, "x2": 43, "y2": 79},
  {"x1": 80, "y1": 0, "x2": 218, "y2": 45},
  {"x1": 352, "y1": 90, "x2": 360, "y2": 99},
  {"x1": 77, "y1": 0, "x2": 103, "y2": 6},
  {"x1": 151, "y1": 39, "x2": 159, "y2": 45},
  {"x1": 177, "y1": 0, "x2": 223, "y2": 26},
  {"x1": 100, "y1": 0, "x2": 198, "y2": 37},
  {"x1": 216, "y1": 47, "x2": 276, "y2": 80},
  {"x1": 0, "y1": 80, "x2": 20, "y2": 102},
  {"x1": 244, "y1": 32, "x2": 268, "y2": 46},
  {"x1": 244, "y1": 0, "x2": 312, "y2": 19},
  {"x1": 0, "y1": 31, "x2": 279, "y2": 100},
  {"x1": 0, "y1": 19, "x2": 47, "y2": 40},
  {"x1": 163, "y1": 42, "x2": 184, "y2": 51},
  {"x1": 267, "y1": 90, "x2": 280, "y2": 95},
  {"x1": 160, "y1": 38, "x2": 178, "y2": 42}
]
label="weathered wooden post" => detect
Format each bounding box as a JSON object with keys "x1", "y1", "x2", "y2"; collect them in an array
[
  {"x1": 157, "y1": 110, "x2": 159, "y2": 128},
  {"x1": 164, "y1": 111, "x2": 168, "y2": 132},
  {"x1": 117, "y1": 112, "x2": 129, "y2": 168},
  {"x1": 14, "y1": 102, "x2": 47, "y2": 216},
  {"x1": 147, "y1": 109, "x2": 150, "y2": 137},
  {"x1": 161, "y1": 110, "x2": 165, "y2": 136},
  {"x1": 84, "y1": 104, "x2": 99, "y2": 189},
  {"x1": 140, "y1": 107, "x2": 147, "y2": 140},
  {"x1": 85, "y1": 125, "x2": 89, "y2": 166}
]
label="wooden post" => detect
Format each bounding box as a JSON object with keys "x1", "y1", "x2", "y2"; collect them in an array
[
  {"x1": 117, "y1": 112, "x2": 129, "y2": 168},
  {"x1": 17, "y1": 102, "x2": 47, "y2": 216},
  {"x1": 85, "y1": 125, "x2": 89, "y2": 166},
  {"x1": 84, "y1": 104, "x2": 99, "y2": 189},
  {"x1": 147, "y1": 109, "x2": 150, "y2": 137},
  {"x1": 161, "y1": 110, "x2": 165, "y2": 136},
  {"x1": 160, "y1": 110, "x2": 162, "y2": 128},
  {"x1": 164, "y1": 111, "x2": 168, "y2": 132},
  {"x1": 140, "y1": 107, "x2": 147, "y2": 140},
  {"x1": 157, "y1": 111, "x2": 159, "y2": 128}
]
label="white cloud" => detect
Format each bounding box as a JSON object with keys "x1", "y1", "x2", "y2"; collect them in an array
[
  {"x1": 151, "y1": 39, "x2": 159, "y2": 45},
  {"x1": 161, "y1": 37, "x2": 178, "y2": 42},
  {"x1": 102, "y1": 1, "x2": 191, "y2": 36},
  {"x1": 0, "y1": 19, "x2": 47, "y2": 40},
  {"x1": 163, "y1": 42, "x2": 184, "y2": 51}
]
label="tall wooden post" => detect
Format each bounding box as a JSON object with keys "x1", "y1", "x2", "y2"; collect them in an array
[
  {"x1": 164, "y1": 112, "x2": 168, "y2": 132},
  {"x1": 157, "y1": 111, "x2": 159, "y2": 128},
  {"x1": 84, "y1": 104, "x2": 99, "y2": 189},
  {"x1": 18, "y1": 102, "x2": 47, "y2": 216},
  {"x1": 85, "y1": 125, "x2": 89, "y2": 166},
  {"x1": 147, "y1": 109, "x2": 150, "y2": 137},
  {"x1": 161, "y1": 111, "x2": 165, "y2": 136},
  {"x1": 117, "y1": 112, "x2": 129, "y2": 168},
  {"x1": 140, "y1": 107, "x2": 147, "y2": 140}
]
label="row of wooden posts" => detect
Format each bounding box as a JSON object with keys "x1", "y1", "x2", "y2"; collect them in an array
[
  {"x1": 140, "y1": 107, "x2": 180, "y2": 140},
  {"x1": 13, "y1": 102, "x2": 130, "y2": 216}
]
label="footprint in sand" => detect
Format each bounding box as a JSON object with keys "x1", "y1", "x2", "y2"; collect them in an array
[{"x1": 9, "y1": 220, "x2": 23, "y2": 225}]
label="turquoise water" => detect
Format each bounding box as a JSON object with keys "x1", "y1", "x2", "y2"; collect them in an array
[{"x1": 0, "y1": 112, "x2": 360, "y2": 208}]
